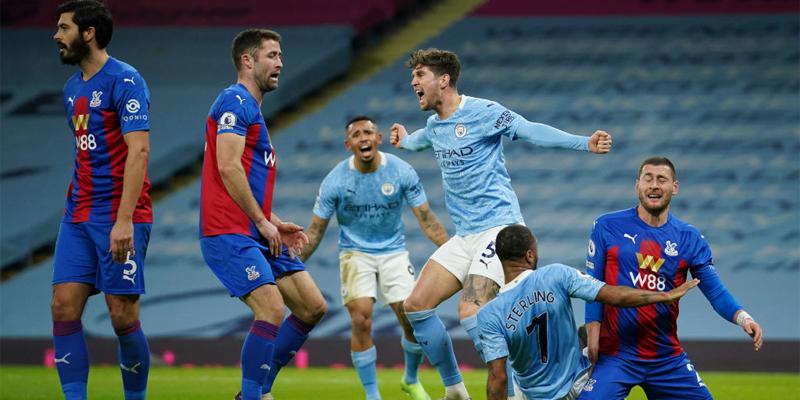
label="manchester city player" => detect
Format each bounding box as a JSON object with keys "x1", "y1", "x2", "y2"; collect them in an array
[
  {"x1": 52, "y1": 2, "x2": 152, "y2": 399},
  {"x1": 581, "y1": 157, "x2": 763, "y2": 400},
  {"x1": 479, "y1": 225, "x2": 699, "y2": 400},
  {"x1": 302, "y1": 116, "x2": 449, "y2": 400},
  {"x1": 200, "y1": 29, "x2": 327, "y2": 400},
  {"x1": 389, "y1": 48, "x2": 613, "y2": 399}
]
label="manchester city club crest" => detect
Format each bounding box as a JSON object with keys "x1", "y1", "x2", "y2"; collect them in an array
[
  {"x1": 381, "y1": 182, "x2": 395, "y2": 196},
  {"x1": 454, "y1": 123, "x2": 467, "y2": 138}
]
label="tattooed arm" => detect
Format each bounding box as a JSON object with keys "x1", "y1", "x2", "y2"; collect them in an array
[
  {"x1": 462, "y1": 274, "x2": 501, "y2": 308},
  {"x1": 411, "y1": 202, "x2": 449, "y2": 246},
  {"x1": 299, "y1": 215, "x2": 330, "y2": 263}
]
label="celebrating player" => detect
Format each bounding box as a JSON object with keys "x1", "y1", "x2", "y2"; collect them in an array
[
  {"x1": 479, "y1": 225, "x2": 700, "y2": 400},
  {"x1": 199, "y1": 29, "x2": 327, "y2": 400},
  {"x1": 580, "y1": 156, "x2": 764, "y2": 399},
  {"x1": 51, "y1": 1, "x2": 152, "y2": 399},
  {"x1": 390, "y1": 48, "x2": 613, "y2": 399},
  {"x1": 302, "y1": 116, "x2": 449, "y2": 400}
]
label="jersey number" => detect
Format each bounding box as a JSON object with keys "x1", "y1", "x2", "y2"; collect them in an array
[
  {"x1": 75, "y1": 133, "x2": 97, "y2": 151},
  {"x1": 525, "y1": 311, "x2": 548, "y2": 363}
]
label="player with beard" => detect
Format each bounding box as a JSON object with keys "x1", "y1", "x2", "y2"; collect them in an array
[
  {"x1": 302, "y1": 116, "x2": 449, "y2": 400},
  {"x1": 52, "y1": 1, "x2": 152, "y2": 399},
  {"x1": 580, "y1": 157, "x2": 763, "y2": 399},
  {"x1": 199, "y1": 29, "x2": 327, "y2": 400},
  {"x1": 390, "y1": 48, "x2": 613, "y2": 399}
]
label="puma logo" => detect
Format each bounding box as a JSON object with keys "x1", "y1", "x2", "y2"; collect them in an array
[
  {"x1": 623, "y1": 233, "x2": 638, "y2": 244},
  {"x1": 123, "y1": 77, "x2": 135, "y2": 85},
  {"x1": 120, "y1": 362, "x2": 141, "y2": 374},
  {"x1": 54, "y1": 353, "x2": 71, "y2": 364}
]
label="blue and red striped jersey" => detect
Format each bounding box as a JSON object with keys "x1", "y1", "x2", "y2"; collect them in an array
[
  {"x1": 200, "y1": 83, "x2": 276, "y2": 238},
  {"x1": 62, "y1": 57, "x2": 152, "y2": 224},
  {"x1": 584, "y1": 207, "x2": 713, "y2": 360}
]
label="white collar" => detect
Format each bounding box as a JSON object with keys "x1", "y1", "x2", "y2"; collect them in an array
[
  {"x1": 500, "y1": 269, "x2": 533, "y2": 294},
  {"x1": 458, "y1": 94, "x2": 469, "y2": 110},
  {"x1": 348, "y1": 151, "x2": 386, "y2": 170}
]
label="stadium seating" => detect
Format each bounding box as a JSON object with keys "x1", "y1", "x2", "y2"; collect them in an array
[{"x1": 2, "y1": 12, "x2": 797, "y2": 344}]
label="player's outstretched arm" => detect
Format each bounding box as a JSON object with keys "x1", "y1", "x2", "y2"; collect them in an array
[
  {"x1": 299, "y1": 215, "x2": 330, "y2": 263},
  {"x1": 734, "y1": 310, "x2": 764, "y2": 351},
  {"x1": 486, "y1": 358, "x2": 508, "y2": 400},
  {"x1": 596, "y1": 278, "x2": 700, "y2": 307},
  {"x1": 217, "y1": 133, "x2": 281, "y2": 256},
  {"x1": 110, "y1": 130, "x2": 150, "y2": 263},
  {"x1": 587, "y1": 130, "x2": 612, "y2": 154},
  {"x1": 411, "y1": 202, "x2": 449, "y2": 246}
]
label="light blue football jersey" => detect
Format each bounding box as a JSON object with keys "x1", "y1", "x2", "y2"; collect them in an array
[
  {"x1": 313, "y1": 152, "x2": 427, "y2": 254},
  {"x1": 478, "y1": 264, "x2": 605, "y2": 399},
  {"x1": 401, "y1": 96, "x2": 589, "y2": 236}
]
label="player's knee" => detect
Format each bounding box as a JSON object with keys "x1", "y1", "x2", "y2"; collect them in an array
[
  {"x1": 262, "y1": 301, "x2": 287, "y2": 322},
  {"x1": 50, "y1": 297, "x2": 82, "y2": 320},
  {"x1": 107, "y1": 307, "x2": 137, "y2": 330},
  {"x1": 403, "y1": 296, "x2": 425, "y2": 313},
  {"x1": 310, "y1": 297, "x2": 328, "y2": 323},
  {"x1": 350, "y1": 312, "x2": 372, "y2": 334},
  {"x1": 296, "y1": 297, "x2": 327, "y2": 324}
]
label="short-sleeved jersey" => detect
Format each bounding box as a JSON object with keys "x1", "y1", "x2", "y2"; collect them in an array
[
  {"x1": 312, "y1": 152, "x2": 427, "y2": 254},
  {"x1": 62, "y1": 57, "x2": 152, "y2": 223},
  {"x1": 478, "y1": 264, "x2": 605, "y2": 399},
  {"x1": 200, "y1": 83, "x2": 276, "y2": 238},
  {"x1": 403, "y1": 96, "x2": 532, "y2": 235},
  {"x1": 584, "y1": 207, "x2": 714, "y2": 361}
]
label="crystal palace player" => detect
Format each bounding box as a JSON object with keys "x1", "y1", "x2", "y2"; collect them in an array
[
  {"x1": 390, "y1": 48, "x2": 613, "y2": 399},
  {"x1": 479, "y1": 225, "x2": 699, "y2": 400},
  {"x1": 580, "y1": 157, "x2": 763, "y2": 400},
  {"x1": 52, "y1": 1, "x2": 152, "y2": 399},
  {"x1": 200, "y1": 29, "x2": 327, "y2": 400}
]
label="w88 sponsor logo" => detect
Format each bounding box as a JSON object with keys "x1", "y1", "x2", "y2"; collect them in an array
[
  {"x1": 629, "y1": 272, "x2": 666, "y2": 291},
  {"x1": 75, "y1": 133, "x2": 97, "y2": 151}
]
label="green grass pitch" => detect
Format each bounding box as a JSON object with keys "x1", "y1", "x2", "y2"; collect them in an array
[{"x1": 1, "y1": 365, "x2": 798, "y2": 399}]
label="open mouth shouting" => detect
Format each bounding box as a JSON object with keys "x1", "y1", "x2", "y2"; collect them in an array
[{"x1": 358, "y1": 143, "x2": 374, "y2": 160}]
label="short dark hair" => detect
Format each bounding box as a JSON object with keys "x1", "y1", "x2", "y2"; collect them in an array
[
  {"x1": 232, "y1": 29, "x2": 281, "y2": 71},
  {"x1": 496, "y1": 225, "x2": 537, "y2": 263},
  {"x1": 345, "y1": 115, "x2": 375, "y2": 130},
  {"x1": 638, "y1": 156, "x2": 678, "y2": 180},
  {"x1": 405, "y1": 48, "x2": 461, "y2": 87},
  {"x1": 56, "y1": 0, "x2": 113, "y2": 49}
]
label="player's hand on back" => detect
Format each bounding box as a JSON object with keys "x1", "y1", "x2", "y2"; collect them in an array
[
  {"x1": 665, "y1": 278, "x2": 700, "y2": 302},
  {"x1": 588, "y1": 130, "x2": 612, "y2": 154},
  {"x1": 390, "y1": 123, "x2": 407, "y2": 148},
  {"x1": 256, "y1": 219, "x2": 282, "y2": 257},
  {"x1": 110, "y1": 220, "x2": 134, "y2": 264}
]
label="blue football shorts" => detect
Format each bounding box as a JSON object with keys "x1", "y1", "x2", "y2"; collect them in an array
[
  {"x1": 579, "y1": 352, "x2": 712, "y2": 400},
  {"x1": 52, "y1": 221, "x2": 151, "y2": 295},
  {"x1": 200, "y1": 234, "x2": 306, "y2": 297}
]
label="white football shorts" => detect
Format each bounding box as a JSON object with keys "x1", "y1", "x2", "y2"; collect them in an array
[
  {"x1": 429, "y1": 224, "x2": 516, "y2": 287},
  {"x1": 338, "y1": 250, "x2": 416, "y2": 306}
]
